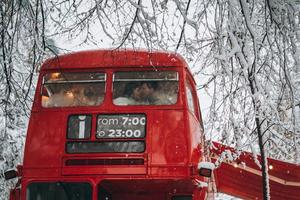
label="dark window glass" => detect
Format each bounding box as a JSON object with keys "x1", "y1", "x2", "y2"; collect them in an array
[
  {"x1": 113, "y1": 71, "x2": 178, "y2": 105},
  {"x1": 98, "y1": 186, "x2": 112, "y2": 200},
  {"x1": 67, "y1": 115, "x2": 92, "y2": 139},
  {"x1": 66, "y1": 141, "x2": 145, "y2": 153},
  {"x1": 172, "y1": 196, "x2": 192, "y2": 200},
  {"x1": 26, "y1": 182, "x2": 92, "y2": 200}
]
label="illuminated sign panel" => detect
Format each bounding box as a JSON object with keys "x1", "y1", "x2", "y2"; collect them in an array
[{"x1": 96, "y1": 114, "x2": 146, "y2": 139}]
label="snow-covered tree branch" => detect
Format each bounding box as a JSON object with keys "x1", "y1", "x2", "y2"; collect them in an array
[{"x1": 0, "y1": 0, "x2": 299, "y2": 199}]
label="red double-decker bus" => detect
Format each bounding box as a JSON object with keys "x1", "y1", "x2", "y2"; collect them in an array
[{"x1": 5, "y1": 50, "x2": 213, "y2": 200}]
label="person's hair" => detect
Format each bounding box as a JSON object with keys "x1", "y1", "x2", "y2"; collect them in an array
[
  {"x1": 123, "y1": 82, "x2": 141, "y2": 97},
  {"x1": 84, "y1": 87, "x2": 95, "y2": 97},
  {"x1": 142, "y1": 81, "x2": 158, "y2": 90}
]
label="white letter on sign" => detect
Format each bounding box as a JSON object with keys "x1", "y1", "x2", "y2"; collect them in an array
[{"x1": 78, "y1": 115, "x2": 86, "y2": 139}]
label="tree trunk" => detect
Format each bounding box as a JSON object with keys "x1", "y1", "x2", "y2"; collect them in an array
[{"x1": 249, "y1": 78, "x2": 270, "y2": 200}]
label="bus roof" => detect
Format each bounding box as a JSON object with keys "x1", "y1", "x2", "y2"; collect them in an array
[{"x1": 41, "y1": 49, "x2": 189, "y2": 71}]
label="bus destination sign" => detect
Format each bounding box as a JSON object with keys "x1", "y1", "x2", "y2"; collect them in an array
[{"x1": 96, "y1": 114, "x2": 146, "y2": 139}]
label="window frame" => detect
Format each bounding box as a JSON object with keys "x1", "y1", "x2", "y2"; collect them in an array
[
  {"x1": 112, "y1": 70, "x2": 180, "y2": 106},
  {"x1": 40, "y1": 71, "x2": 107, "y2": 108}
]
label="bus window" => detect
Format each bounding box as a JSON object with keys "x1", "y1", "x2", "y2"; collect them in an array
[
  {"x1": 98, "y1": 186, "x2": 112, "y2": 200},
  {"x1": 26, "y1": 182, "x2": 92, "y2": 200},
  {"x1": 41, "y1": 72, "x2": 105, "y2": 108},
  {"x1": 113, "y1": 71, "x2": 178, "y2": 105},
  {"x1": 172, "y1": 196, "x2": 192, "y2": 200},
  {"x1": 186, "y1": 81, "x2": 196, "y2": 115}
]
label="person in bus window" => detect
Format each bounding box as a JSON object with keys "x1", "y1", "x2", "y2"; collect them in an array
[
  {"x1": 138, "y1": 82, "x2": 158, "y2": 104},
  {"x1": 113, "y1": 82, "x2": 142, "y2": 105},
  {"x1": 47, "y1": 87, "x2": 75, "y2": 107},
  {"x1": 46, "y1": 84, "x2": 103, "y2": 107},
  {"x1": 153, "y1": 82, "x2": 178, "y2": 105},
  {"x1": 84, "y1": 86, "x2": 103, "y2": 105},
  {"x1": 71, "y1": 84, "x2": 100, "y2": 106},
  {"x1": 138, "y1": 81, "x2": 177, "y2": 105},
  {"x1": 114, "y1": 81, "x2": 159, "y2": 105}
]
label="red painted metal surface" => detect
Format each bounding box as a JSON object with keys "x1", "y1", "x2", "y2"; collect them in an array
[
  {"x1": 20, "y1": 50, "x2": 206, "y2": 200},
  {"x1": 211, "y1": 142, "x2": 300, "y2": 200},
  {"x1": 41, "y1": 50, "x2": 187, "y2": 70}
]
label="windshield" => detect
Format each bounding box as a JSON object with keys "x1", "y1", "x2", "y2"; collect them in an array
[
  {"x1": 26, "y1": 182, "x2": 92, "y2": 200},
  {"x1": 113, "y1": 71, "x2": 178, "y2": 106},
  {"x1": 41, "y1": 72, "x2": 105, "y2": 108}
]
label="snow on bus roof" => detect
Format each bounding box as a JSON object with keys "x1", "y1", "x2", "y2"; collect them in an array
[{"x1": 41, "y1": 49, "x2": 189, "y2": 71}]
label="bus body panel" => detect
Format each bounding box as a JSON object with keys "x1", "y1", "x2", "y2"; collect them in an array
[
  {"x1": 24, "y1": 109, "x2": 195, "y2": 178},
  {"x1": 17, "y1": 50, "x2": 208, "y2": 200}
]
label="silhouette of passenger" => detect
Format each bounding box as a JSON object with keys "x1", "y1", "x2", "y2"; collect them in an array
[
  {"x1": 113, "y1": 81, "x2": 177, "y2": 105},
  {"x1": 138, "y1": 82, "x2": 158, "y2": 104},
  {"x1": 45, "y1": 84, "x2": 102, "y2": 107},
  {"x1": 46, "y1": 89, "x2": 74, "y2": 107},
  {"x1": 113, "y1": 82, "x2": 142, "y2": 105}
]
